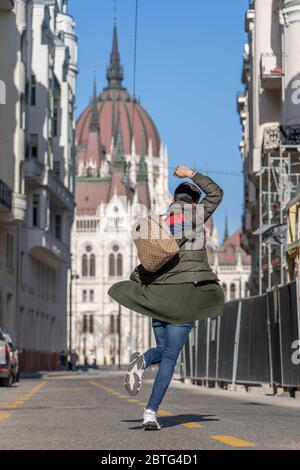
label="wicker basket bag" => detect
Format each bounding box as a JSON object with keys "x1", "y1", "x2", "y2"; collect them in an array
[{"x1": 132, "y1": 214, "x2": 180, "y2": 272}]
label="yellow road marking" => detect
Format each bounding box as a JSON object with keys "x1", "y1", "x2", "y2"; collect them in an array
[
  {"x1": 0, "y1": 412, "x2": 10, "y2": 421},
  {"x1": 180, "y1": 421, "x2": 204, "y2": 428},
  {"x1": 157, "y1": 410, "x2": 173, "y2": 417},
  {"x1": 0, "y1": 381, "x2": 46, "y2": 420},
  {"x1": 211, "y1": 435, "x2": 256, "y2": 448},
  {"x1": 89, "y1": 380, "x2": 208, "y2": 432}
]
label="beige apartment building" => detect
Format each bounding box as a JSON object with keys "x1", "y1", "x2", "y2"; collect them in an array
[
  {"x1": 238, "y1": 0, "x2": 300, "y2": 294},
  {"x1": 0, "y1": 0, "x2": 78, "y2": 371}
]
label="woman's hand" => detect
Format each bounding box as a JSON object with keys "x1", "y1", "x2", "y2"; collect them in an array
[{"x1": 173, "y1": 166, "x2": 196, "y2": 179}]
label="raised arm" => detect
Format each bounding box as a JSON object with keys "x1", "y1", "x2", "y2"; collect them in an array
[
  {"x1": 173, "y1": 166, "x2": 224, "y2": 222},
  {"x1": 192, "y1": 172, "x2": 224, "y2": 222}
]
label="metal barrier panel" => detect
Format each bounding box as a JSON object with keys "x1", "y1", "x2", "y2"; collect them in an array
[
  {"x1": 236, "y1": 294, "x2": 271, "y2": 384},
  {"x1": 278, "y1": 282, "x2": 300, "y2": 387},
  {"x1": 267, "y1": 289, "x2": 282, "y2": 385},
  {"x1": 207, "y1": 317, "x2": 218, "y2": 380},
  {"x1": 194, "y1": 320, "x2": 207, "y2": 380},
  {"x1": 217, "y1": 300, "x2": 240, "y2": 382}
]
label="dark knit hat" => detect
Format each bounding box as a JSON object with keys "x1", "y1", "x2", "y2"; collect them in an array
[{"x1": 174, "y1": 182, "x2": 202, "y2": 204}]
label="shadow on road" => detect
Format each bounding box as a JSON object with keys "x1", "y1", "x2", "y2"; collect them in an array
[{"x1": 124, "y1": 413, "x2": 219, "y2": 430}]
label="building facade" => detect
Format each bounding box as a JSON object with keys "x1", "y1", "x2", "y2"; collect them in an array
[
  {"x1": 209, "y1": 228, "x2": 251, "y2": 302},
  {"x1": 72, "y1": 18, "x2": 250, "y2": 365},
  {"x1": 0, "y1": 0, "x2": 78, "y2": 370},
  {"x1": 238, "y1": 0, "x2": 300, "y2": 294},
  {"x1": 71, "y1": 25, "x2": 172, "y2": 367}
]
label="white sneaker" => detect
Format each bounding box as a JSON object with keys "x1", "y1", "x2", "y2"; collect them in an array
[
  {"x1": 143, "y1": 408, "x2": 162, "y2": 430},
  {"x1": 124, "y1": 352, "x2": 146, "y2": 396}
]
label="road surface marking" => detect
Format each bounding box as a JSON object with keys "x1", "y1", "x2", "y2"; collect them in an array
[
  {"x1": 89, "y1": 380, "x2": 207, "y2": 431},
  {"x1": 0, "y1": 412, "x2": 10, "y2": 421},
  {"x1": 211, "y1": 435, "x2": 256, "y2": 448},
  {"x1": 180, "y1": 421, "x2": 205, "y2": 428},
  {"x1": 0, "y1": 382, "x2": 46, "y2": 419},
  {"x1": 157, "y1": 410, "x2": 173, "y2": 417}
]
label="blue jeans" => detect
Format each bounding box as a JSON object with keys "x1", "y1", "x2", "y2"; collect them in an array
[{"x1": 143, "y1": 318, "x2": 194, "y2": 412}]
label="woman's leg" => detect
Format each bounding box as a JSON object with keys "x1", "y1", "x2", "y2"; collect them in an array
[
  {"x1": 143, "y1": 319, "x2": 167, "y2": 368},
  {"x1": 146, "y1": 321, "x2": 194, "y2": 412}
]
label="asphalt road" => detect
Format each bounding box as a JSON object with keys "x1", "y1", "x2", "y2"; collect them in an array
[{"x1": 1, "y1": 369, "x2": 300, "y2": 450}]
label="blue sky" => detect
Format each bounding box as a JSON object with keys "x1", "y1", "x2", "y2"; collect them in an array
[{"x1": 69, "y1": 0, "x2": 249, "y2": 243}]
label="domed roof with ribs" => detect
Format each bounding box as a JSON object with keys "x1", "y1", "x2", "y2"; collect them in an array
[{"x1": 76, "y1": 25, "x2": 161, "y2": 157}]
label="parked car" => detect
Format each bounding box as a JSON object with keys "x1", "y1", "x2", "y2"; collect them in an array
[
  {"x1": 0, "y1": 328, "x2": 13, "y2": 387},
  {"x1": 3, "y1": 333, "x2": 20, "y2": 383}
]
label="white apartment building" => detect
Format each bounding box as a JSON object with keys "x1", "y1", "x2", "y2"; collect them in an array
[
  {"x1": 0, "y1": 0, "x2": 78, "y2": 371},
  {"x1": 238, "y1": 0, "x2": 300, "y2": 294}
]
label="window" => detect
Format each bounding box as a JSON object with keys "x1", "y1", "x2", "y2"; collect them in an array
[
  {"x1": 30, "y1": 134, "x2": 38, "y2": 159},
  {"x1": 32, "y1": 194, "x2": 40, "y2": 227},
  {"x1": 117, "y1": 254, "x2": 123, "y2": 276},
  {"x1": 90, "y1": 254, "x2": 96, "y2": 277},
  {"x1": 83, "y1": 314, "x2": 94, "y2": 334},
  {"x1": 109, "y1": 246, "x2": 123, "y2": 277},
  {"x1": 89, "y1": 315, "x2": 94, "y2": 334},
  {"x1": 110, "y1": 315, "x2": 115, "y2": 334},
  {"x1": 89, "y1": 290, "x2": 94, "y2": 302},
  {"x1": 53, "y1": 161, "x2": 60, "y2": 178},
  {"x1": 83, "y1": 315, "x2": 88, "y2": 334},
  {"x1": 30, "y1": 75, "x2": 36, "y2": 106},
  {"x1": 55, "y1": 214, "x2": 62, "y2": 240},
  {"x1": 109, "y1": 253, "x2": 115, "y2": 277},
  {"x1": 82, "y1": 248, "x2": 96, "y2": 277},
  {"x1": 82, "y1": 290, "x2": 87, "y2": 303},
  {"x1": 82, "y1": 254, "x2": 88, "y2": 277},
  {"x1": 6, "y1": 234, "x2": 13, "y2": 270},
  {"x1": 53, "y1": 108, "x2": 58, "y2": 137},
  {"x1": 230, "y1": 283, "x2": 236, "y2": 301}
]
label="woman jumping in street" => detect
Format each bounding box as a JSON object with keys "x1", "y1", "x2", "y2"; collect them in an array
[{"x1": 108, "y1": 165, "x2": 225, "y2": 430}]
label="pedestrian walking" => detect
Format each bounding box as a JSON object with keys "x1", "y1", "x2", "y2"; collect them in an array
[{"x1": 108, "y1": 165, "x2": 225, "y2": 430}]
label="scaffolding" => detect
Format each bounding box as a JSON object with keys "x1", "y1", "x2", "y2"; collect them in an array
[{"x1": 257, "y1": 125, "x2": 300, "y2": 294}]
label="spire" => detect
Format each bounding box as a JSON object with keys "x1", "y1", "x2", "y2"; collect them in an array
[
  {"x1": 106, "y1": 24, "x2": 124, "y2": 89},
  {"x1": 112, "y1": 112, "x2": 125, "y2": 170},
  {"x1": 90, "y1": 76, "x2": 99, "y2": 132},
  {"x1": 223, "y1": 212, "x2": 229, "y2": 243},
  {"x1": 137, "y1": 142, "x2": 148, "y2": 182}
]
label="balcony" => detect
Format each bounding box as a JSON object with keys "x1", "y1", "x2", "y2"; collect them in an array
[
  {"x1": 47, "y1": 170, "x2": 75, "y2": 212},
  {"x1": 261, "y1": 53, "x2": 284, "y2": 90},
  {"x1": 0, "y1": 179, "x2": 12, "y2": 212},
  {"x1": 23, "y1": 159, "x2": 75, "y2": 211},
  {"x1": 28, "y1": 228, "x2": 70, "y2": 268},
  {"x1": 23, "y1": 158, "x2": 45, "y2": 186}
]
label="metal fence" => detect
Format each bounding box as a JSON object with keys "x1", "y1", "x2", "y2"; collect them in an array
[{"x1": 179, "y1": 281, "x2": 300, "y2": 388}]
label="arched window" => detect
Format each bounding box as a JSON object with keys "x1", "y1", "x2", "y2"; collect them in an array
[
  {"x1": 117, "y1": 254, "x2": 123, "y2": 276},
  {"x1": 230, "y1": 283, "x2": 236, "y2": 300},
  {"x1": 109, "y1": 254, "x2": 115, "y2": 277},
  {"x1": 109, "y1": 245, "x2": 123, "y2": 277},
  {"x1": 82, "y1": 254, "x2": 88, "y2": 277},
  {"x1": 82, "y1": 246, "x2": 96, "y2": 278},
  {"x1": 90, "y1": 254, "x2": 96, "y2": 277}
]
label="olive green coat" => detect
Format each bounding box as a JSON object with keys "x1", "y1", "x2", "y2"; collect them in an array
[{"x1": 108, "y1": 172, "x2": 225, "y2": 324}]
